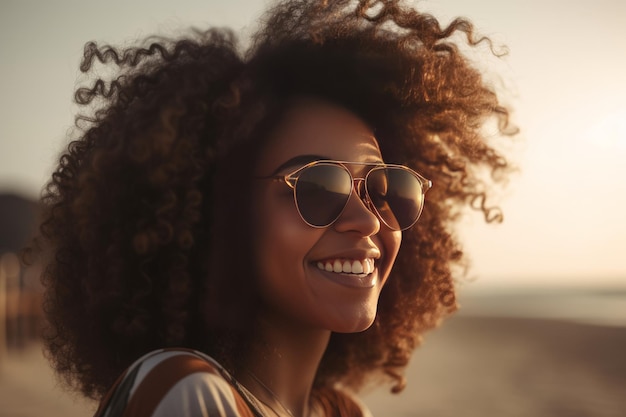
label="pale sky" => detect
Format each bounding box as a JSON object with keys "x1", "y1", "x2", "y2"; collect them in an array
[{"x1": 1, "y1": 0, "x2": 625, "y2": 290}]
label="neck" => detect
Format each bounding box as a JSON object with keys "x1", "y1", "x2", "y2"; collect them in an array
[{"x1": 236, "y1": 312, "x2": 331, "y2": 417}]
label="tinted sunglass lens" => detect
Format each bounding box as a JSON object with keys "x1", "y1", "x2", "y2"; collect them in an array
[
  {"x1": 366, "y1": 168, "x2": 423, "y2": 230},
  {"x1": 295, "y1": 164, "x2": 352, "y2": 227}
]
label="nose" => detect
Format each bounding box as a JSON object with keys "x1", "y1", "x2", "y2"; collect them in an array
[{"x1": 332, "y1": 178, "x2": 380, "y2": 236}]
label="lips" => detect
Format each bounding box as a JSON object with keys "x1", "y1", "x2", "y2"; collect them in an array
[{"x1": 315, "y1": 258, "x2": 375, "y2": 276}]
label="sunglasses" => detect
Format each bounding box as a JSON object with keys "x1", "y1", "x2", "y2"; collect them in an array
[{"x1": 258, "y1": 160, "x2": 432, "y2": 231}]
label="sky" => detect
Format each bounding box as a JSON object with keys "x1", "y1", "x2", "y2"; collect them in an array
[{"x1": 1, "y1": 0, "x2": 625, "y2": 290}]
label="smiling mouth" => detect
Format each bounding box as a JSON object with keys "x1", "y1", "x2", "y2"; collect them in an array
[{"x1": 315, "y1": 258, "x2": 376, "y2": 277}]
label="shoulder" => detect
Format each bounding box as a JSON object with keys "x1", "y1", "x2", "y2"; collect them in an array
[
  {"x1": 98, "y1": 348, "x2": 257, "y2": 417},
  {"x1": 313, "y1": 386, "x2": 373, "y2": 417},
  {"x1": 337, "y1": 388, "x2": 373, "y2": 417},
  {"x1": 345, "y1": 392, "x2": 373, "y2": 417}
]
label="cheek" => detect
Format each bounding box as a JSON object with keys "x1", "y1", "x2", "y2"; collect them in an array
[
  {"x1": 252, "y1": 192, "x2": 331, "y2": 324},
  {"x1": 379, "y1": 230, "x2": 402, "y2": 283},
  {"x1": 252, "y1": 188, "x2": 319, "y2": 288}
]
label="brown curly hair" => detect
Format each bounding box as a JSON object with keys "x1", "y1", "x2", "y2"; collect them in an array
[{"x1": 33, "y1": 0, "x2": 515, "y2": 401}]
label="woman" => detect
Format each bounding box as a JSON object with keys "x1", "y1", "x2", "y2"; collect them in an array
[{"x1": 33, "y1": 0, "x2": 514, "y2": 416}]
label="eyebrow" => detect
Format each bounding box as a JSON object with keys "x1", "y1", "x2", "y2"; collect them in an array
[{"x1": 271, "y1": 154, "x2": 329, "y2": 175}]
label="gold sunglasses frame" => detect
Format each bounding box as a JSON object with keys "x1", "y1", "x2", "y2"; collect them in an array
[{"x1": 257, "y1": 160, "x2": 432, "y2": 231}]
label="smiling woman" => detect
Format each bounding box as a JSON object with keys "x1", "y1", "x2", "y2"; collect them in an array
[
  {"x1": 252, "y1": 100, "x2": 403, "y2": 334},
  {"x1": 26, "y1": 1, "x2": 515, "y2": 416}
]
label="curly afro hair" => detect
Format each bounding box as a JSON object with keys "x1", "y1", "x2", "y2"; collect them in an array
[{"x1": 33, "y1": 0, "x2": 516, "y2": 401}]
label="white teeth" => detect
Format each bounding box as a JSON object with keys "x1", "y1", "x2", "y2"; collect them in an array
[
  {"x1": 361, "y1": 259, "x2": 373, "y2": 274},
  {"x1": 316, "y1": 259, "x2": 375, "y2": 275},
  {"x1": 351, "y1": 260, "x2": 364, "y2": 274}
]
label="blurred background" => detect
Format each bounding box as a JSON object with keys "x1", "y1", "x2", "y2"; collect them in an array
[{"x1": 1, "y1": 0, "x2": 625, "y2": 416}]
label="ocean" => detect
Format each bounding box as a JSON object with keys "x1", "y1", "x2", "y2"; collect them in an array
[{"x1": 457, "y1": 286, "x2": 626, "y2": 327}]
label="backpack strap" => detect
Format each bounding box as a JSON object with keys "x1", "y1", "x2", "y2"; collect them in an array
[
  {"x1": 121, "y1": 354, "x2": 220, "y2": 417},
  {"x1": 95, "y1": 349, "x2": 258, "y2": 417},
  {"x1": 93, "y1": 364, "x2": 139, "y2": 417}
]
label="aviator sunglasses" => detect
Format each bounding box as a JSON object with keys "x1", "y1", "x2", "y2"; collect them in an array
[{"x1": 258, "y1": 160, "x2": 432, "y2": 231}]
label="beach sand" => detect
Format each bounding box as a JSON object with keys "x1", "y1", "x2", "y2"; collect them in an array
[
  {"x1": 1, "y1": 316, "x2": 625, "y2": 417},
  {"x1": 362, "y1": 316, "x2": 626, "y2": 417}
]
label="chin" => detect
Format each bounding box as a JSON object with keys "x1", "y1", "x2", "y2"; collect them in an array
[{"x1": 329, "y1": 310, "x2": 377, "y2": 334}]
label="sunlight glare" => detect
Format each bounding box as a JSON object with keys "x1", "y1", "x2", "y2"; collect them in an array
[{"x1": 585, "y1": 107, "x2": 626, "y2": 151}]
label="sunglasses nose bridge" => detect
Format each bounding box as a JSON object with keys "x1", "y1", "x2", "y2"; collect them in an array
[
  {"x1": 351, "y1": 176, "x2": 377, "y2": 214},
  {"x1": 352, "y1": 177, "x2": 366, "y2": 200}
]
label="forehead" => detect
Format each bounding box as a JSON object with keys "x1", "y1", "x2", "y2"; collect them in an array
[{"x1": 255, "y1": 99, "x2": 382, "y2": 174}]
